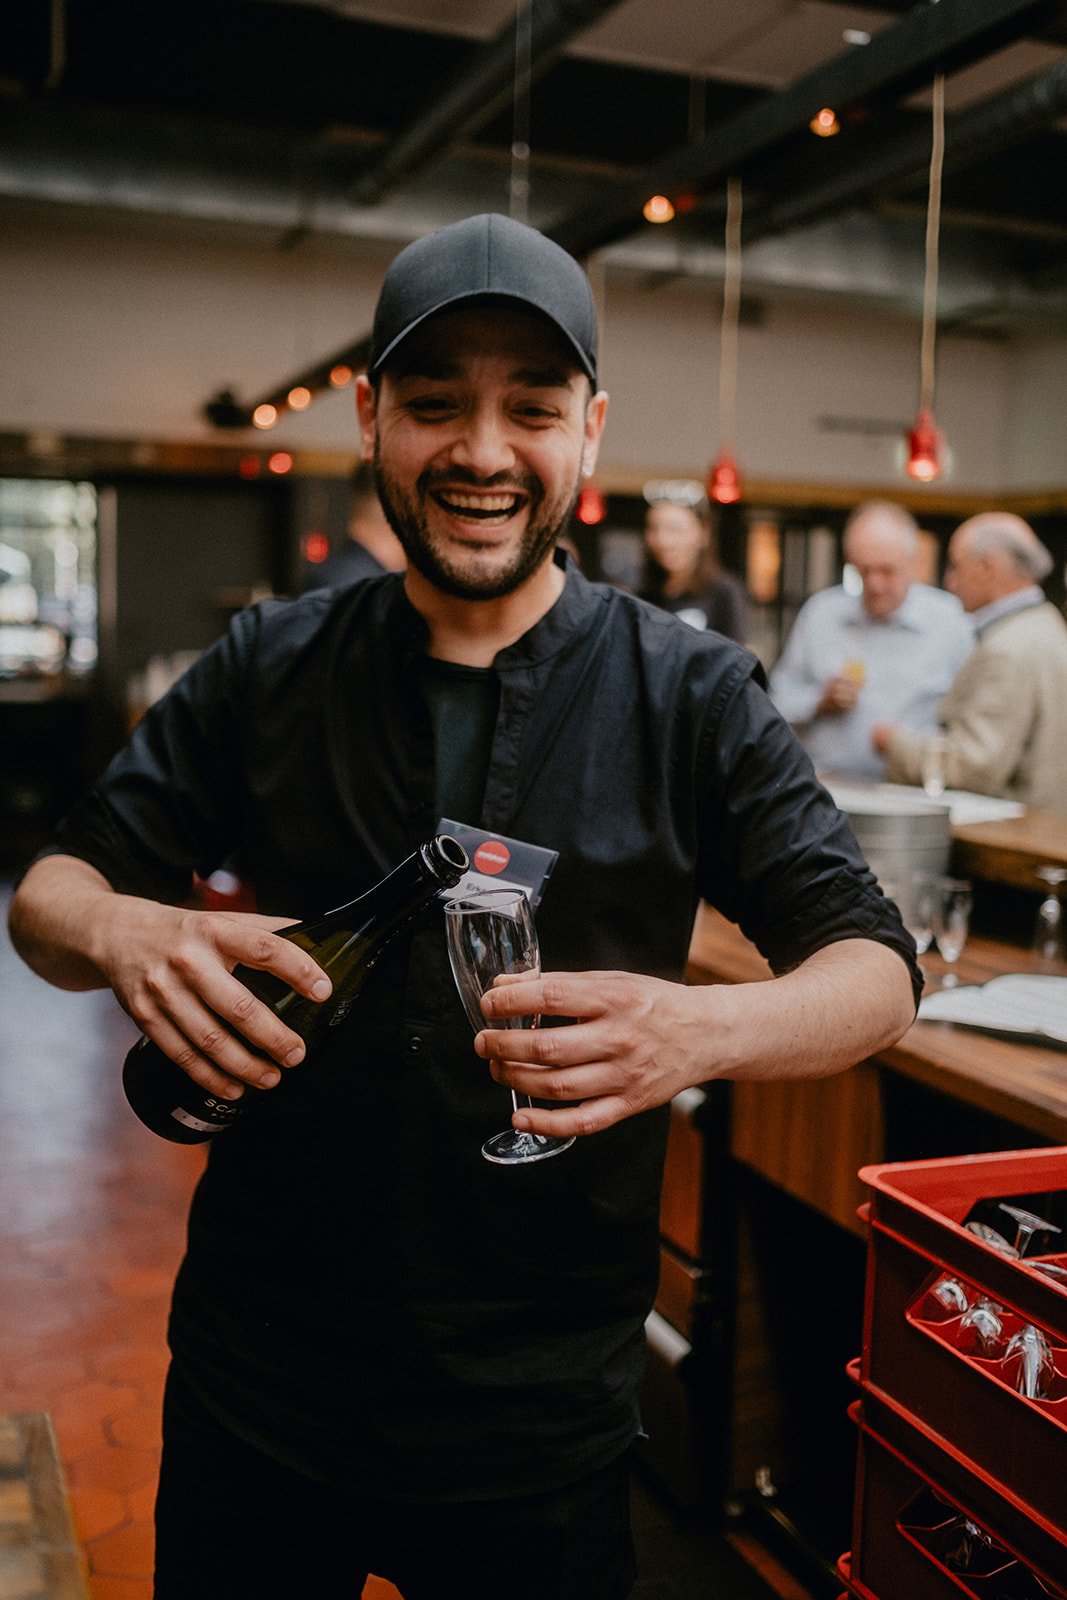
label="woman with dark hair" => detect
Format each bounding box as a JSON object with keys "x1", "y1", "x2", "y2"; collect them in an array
[{"x1": 639, "y1": 488, "x2": 748, "y2": 643}]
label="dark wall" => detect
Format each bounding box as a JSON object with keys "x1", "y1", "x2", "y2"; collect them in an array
[{"x1": 113, "y1": 478, "x2": 286, "y2": 693}]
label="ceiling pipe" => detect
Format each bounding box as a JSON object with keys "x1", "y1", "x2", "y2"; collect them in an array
[
  {"x1": 547, "y1": 0, "x2": 1047, "y2": 258},
  {"x1": 350, "y1": 0, "x2": 627, "y2": 208},
  {"x1": 741, "y1": 56, "x2": 1067, "y2": 246}
]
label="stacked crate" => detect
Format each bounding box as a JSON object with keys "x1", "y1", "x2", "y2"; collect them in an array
[{"x1": 839, "y1": 1149, "x2": 1067, "y2": 1600}]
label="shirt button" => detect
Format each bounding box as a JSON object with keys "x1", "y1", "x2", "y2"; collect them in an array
[{"x1": 407, "y1": 1033, "x2": 424, "y2": 1054}]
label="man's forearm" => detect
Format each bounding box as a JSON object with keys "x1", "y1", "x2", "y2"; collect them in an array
[
  {"x1": 706, "y1": 937, "x2": 916, "y2": 1085},
  {"x1": 8, "y1": 855, "x2": 123, "y2": 991}
]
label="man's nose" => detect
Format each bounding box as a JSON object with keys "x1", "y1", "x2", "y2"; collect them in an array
[{"x1": 448, "y1": 408, "x2": 516, "y2": 477}]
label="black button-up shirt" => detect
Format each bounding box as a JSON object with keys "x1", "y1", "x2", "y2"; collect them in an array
[{"x1": 50, "y1": 558, "x2": 917, "y2": 1499}]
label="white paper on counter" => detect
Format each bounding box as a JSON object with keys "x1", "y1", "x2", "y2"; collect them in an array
[
  {"x1": 918, "y1": 974, "x2": 1067, "y2": 1046},
  {"x1": 824, "y1": 779, "x2": 1025, "y2": 827}
]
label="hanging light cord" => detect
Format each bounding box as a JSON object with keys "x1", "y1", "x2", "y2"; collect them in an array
[
  {"x1": 510, "y1": 2, "x2": 532, "y2": 224},
  {"x1": 719, "y1": 176, "x2": 743, "y2": 452},
  {"x1": 919, "y1": 73, "x2": 945, "y2": 416}
]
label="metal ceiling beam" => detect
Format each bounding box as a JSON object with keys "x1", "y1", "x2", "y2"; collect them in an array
[
  {"x1": 548, "y1": 0, "x2": 1048, "y2": 258},
  {"x1": 351, "y1": 0, "x2": 628, "y2": 208},
  {"x1": 742, "y1": 56, "x2": 1067, "y2": 246}
]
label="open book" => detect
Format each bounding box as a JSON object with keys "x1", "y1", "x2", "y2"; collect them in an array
[{"x1": 918, "y1": 974, "x2": 1067, "y2": 1047}]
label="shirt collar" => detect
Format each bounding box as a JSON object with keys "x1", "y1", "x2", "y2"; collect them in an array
[
  {"x1": 845, "y1": 584, "x2": 926, "y2": 632},
  {"x1": 970, "y1": 585, "x2": 1045, "y2": 636},
  {"x1": 385, "y1": 549, "x2": 599, "y2": 673}
]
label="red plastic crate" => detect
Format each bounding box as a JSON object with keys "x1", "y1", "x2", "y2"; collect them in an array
[
  {"x1": 858, "y1": 1152, "x2": 1067, "y2": 1531},
  {"x1": 861, "y1": 1151, "x2": 1067, "y2": 1336},
  {"x1": 850, "y1": 1406, "x2": 1067, "y2": 1600},
  {"x1": 846, "y1": 1372, "x2": 1067, "y2": 1590}
]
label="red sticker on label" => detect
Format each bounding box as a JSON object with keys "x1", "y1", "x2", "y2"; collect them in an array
[{"x1": 473, "y1": 840, "x2": 511, "y2": 876}]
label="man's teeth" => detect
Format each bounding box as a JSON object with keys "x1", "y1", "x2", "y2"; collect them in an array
[{"x1": 436, "y1": 491, "x2": 521, "y2": 519}]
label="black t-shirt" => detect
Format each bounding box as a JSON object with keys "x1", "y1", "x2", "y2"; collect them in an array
[{"x1": 47, "y1": 561, "x2": 918, "y2": 1499}]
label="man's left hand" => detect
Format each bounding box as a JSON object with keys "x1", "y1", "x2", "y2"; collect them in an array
[{"x1": 474, "y1": 970, "x2": 711, "y2": 1137}]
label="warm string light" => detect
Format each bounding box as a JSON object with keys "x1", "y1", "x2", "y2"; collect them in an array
[
  {"x1": 809, "y1": 107, "x2": 840, "y2": 137},
  {"x1": 709, "y1": 176, "x2": 743, "y2": 505},
  {"x1": 907, "y1": 72, "x2": 946, "y2": 481},
  {"x1": 643, "y1": 194, "x2": 675, "y2": 224}
]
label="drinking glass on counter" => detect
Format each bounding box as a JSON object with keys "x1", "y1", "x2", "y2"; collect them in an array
[
  {"x1": 920, "y1": 734, "x2": 948, "y2": 800},
  {"x1": 901, "y1": 872, "x2": 937, "y2": 957},
  {"x1": 1032, "y1": 864, "x2": 1067, "y2": 966},
  {"x1": 931, "y1": 877, "x2": 972, "y2": 987}
]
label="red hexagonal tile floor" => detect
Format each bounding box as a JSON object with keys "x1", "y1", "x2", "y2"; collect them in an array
[{"x1": 1, "y1": 891, "x2": 403, "y2": 1600}]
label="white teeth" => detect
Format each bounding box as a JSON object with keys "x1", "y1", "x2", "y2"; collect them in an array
[{"x1": 437, "y1": 491, "x2": 520, "y2": 516}]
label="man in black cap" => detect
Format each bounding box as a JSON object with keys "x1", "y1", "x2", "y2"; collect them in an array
[{"x1": 10, "y1": 213, "x2": 917, "y2": 1600}]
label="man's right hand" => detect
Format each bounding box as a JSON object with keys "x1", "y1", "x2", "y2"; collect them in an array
[
  {"x1": 816, "y1": 673, "x2": 862, "y2": 716},
  {"x1": 9, "y1": 856, "x2": 332, "y2": 1099}
]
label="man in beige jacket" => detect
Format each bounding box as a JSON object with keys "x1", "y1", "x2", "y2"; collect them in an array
[{"x1": 872, "y1": 512, "x2": 1067, "y2": 814}]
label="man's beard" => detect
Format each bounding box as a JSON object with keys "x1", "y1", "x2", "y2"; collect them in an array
[{"x1": 373, "y1": 444, "x2": 579, "y2": 601}]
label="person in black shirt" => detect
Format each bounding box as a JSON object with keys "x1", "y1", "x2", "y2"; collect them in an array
[
  {"x1": 300, "y1": 460, "x2": 405, "y2": 590},
  {"x1": 9, "y1": 213, "x2": 918, "y2": 1600},
  {"x1": 639, "y1": 484, "x2": 748, "y2": 643}
]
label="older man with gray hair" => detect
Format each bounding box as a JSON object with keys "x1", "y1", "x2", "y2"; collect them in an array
[
  {"x1": 769, "y1": 500, "x2": 972, "y2": 779},
  {"x1": 873, "y1": 512, "x2": 1067, "y2": 813}
]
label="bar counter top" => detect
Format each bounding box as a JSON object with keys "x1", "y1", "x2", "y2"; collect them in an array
[{"x1": 686, "y1": 903, "x2": 1067, "y2": 1232}]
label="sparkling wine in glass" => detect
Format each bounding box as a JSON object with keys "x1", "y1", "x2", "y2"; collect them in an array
[
  {"x1": 444, "y1": 889, "x2": 575, "y2": 1166},
  {"x1": 932, "y1": 877, "x2": 972, "y2": 988}
]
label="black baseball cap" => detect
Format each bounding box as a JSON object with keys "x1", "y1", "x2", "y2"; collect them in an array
[{"x1": 369, "y1": 213, "x2": 598, "y2": 384}]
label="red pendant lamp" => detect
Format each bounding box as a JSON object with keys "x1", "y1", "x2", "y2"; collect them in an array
[
  {"x1": 906, "y1": 74, "x2": 947, "y2": 482},
  {"x1": 575, "y1": 481, "x2": 607, "y2": 525},
  {"x1": 709, "y1": 177, "x2": 744, "y2": 505}
]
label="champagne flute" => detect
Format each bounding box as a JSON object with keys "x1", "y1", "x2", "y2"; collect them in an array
[
  {"x1": 932, "y1": 876, "x2": 971, "y2": 988},
  {"x1": 1032, "y1": 865, "x2": 1067, "y2": 966},
  {"x1": 902, "y1": 872, "x2": 937, "y2": 957},
  {"x1": 444, "y1": 889, "x2": 575, "y2": 1166},
  {"x1": 920, "y1": 734, "x2": 947, "y2": 799}
]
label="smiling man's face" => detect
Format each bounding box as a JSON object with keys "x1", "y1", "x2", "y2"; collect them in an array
[{"x1": 357, "y1": 304, "x2": 606, "y2": 602}]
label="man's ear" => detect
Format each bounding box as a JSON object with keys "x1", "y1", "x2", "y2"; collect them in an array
[
  {"x1": 581, "y1": 389, "x2": 609, "y2": 479},
  {"x1": 355, "y1": 374, "x2": 377, "y2": 461}
]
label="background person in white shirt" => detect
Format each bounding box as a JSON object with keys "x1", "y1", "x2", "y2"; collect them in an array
[{"x1": 769, "y1": 500, "x2": 973, "y2": 780}]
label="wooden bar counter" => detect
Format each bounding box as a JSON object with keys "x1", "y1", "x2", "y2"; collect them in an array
[{"x1": 686, "y1": 903, "x2": 1067, "y2": 1235}]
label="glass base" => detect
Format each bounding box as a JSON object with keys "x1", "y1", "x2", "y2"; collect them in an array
[{"x1": 481, "y1": 1129, "x2": 575, "y2": 1165}]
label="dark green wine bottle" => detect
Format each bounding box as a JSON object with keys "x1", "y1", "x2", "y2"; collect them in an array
[{"x1": 122, "y1": 834, "x2": 468, "y2": 1143}]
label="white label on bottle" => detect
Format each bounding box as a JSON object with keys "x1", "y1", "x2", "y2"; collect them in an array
[{"x1": 170, "y1": 1106, "x2": 225, "y2": 1133}]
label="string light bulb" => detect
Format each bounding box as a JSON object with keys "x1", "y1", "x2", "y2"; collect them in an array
[
  {"x1": 329, "y1": 365, "x2": 353, "y2": 388},
  {"x1": 643, "y1": 194, "x2": 676, "y2": 224},
  {"x1": 809, "y1": 107, "x2": 840, "y2": 137},
  {"x1": 287, "y1": 386, "x2": 312, "y2": 411},
  {"x1": 252, "y1": 403, "x2": 278, "y2": 430}
]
